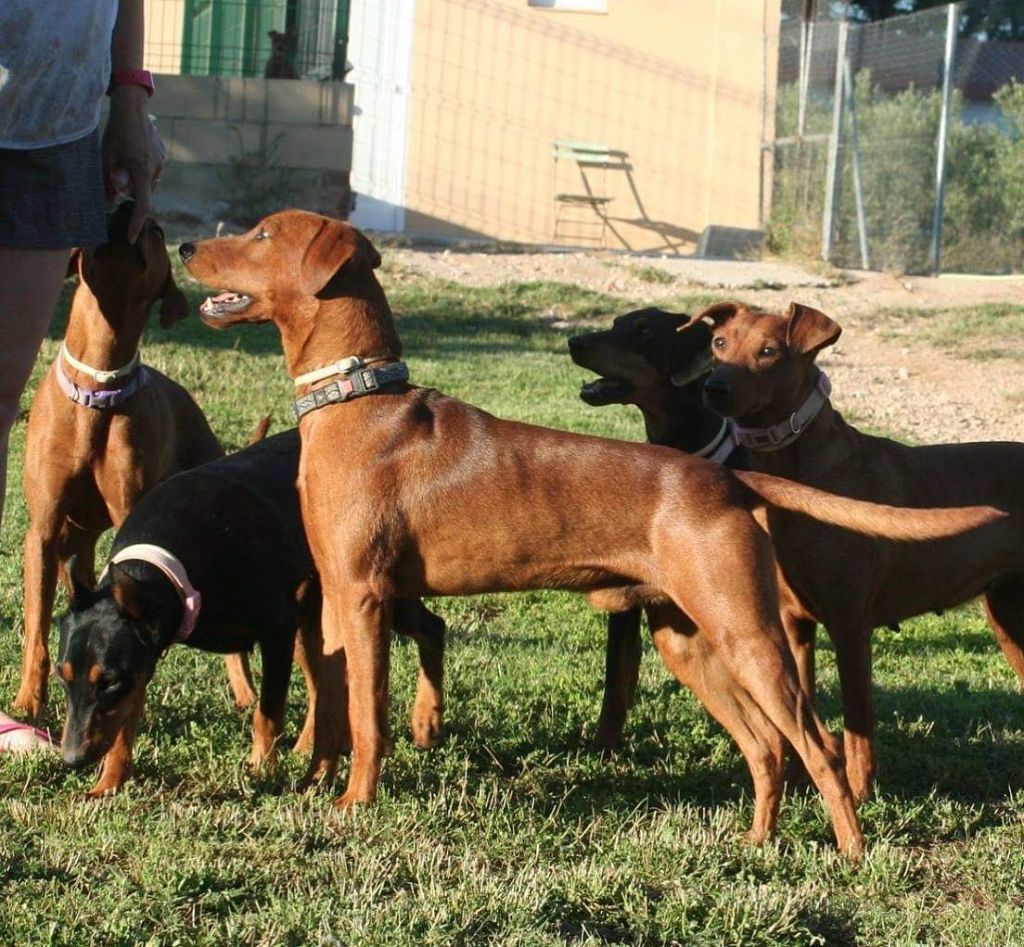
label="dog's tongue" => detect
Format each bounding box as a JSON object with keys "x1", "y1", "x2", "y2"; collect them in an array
[{"x1": 211, "y1": 291, "x2": 242, "y2": 303}]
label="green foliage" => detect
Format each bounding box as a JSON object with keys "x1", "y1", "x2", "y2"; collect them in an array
[
  {"x1": 3, "y1": 273, "x2": 1024, "y2": 943},
  {"x1": 770, "y1": 73, "x2": 1024, "y2": 273}
]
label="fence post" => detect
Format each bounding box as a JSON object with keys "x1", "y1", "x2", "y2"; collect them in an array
[
  {"x1": 930, "y1": 2, "x2": 959, "y2": 275},
  {"x1": 821, "y1": 18, "x2": 848, "y2": 263},
  {"x1": 843, "y1": 52, "x2": 870, "y2": 269}
]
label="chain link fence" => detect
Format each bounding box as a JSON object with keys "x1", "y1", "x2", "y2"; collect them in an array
[{"x1": 770, "y1": 0, "x2": 1024, "y2": 274}]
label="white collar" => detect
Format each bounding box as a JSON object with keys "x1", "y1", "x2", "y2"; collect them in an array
[
  {"x1": 293, "y1": 353, "x2": 390, "y2": 388},
  {"x1": 692, "y1": 418, "x2": 736, "y2": 464},
  {"x1": 61, "y1": 342, "x2": 141, "y2": 384}
]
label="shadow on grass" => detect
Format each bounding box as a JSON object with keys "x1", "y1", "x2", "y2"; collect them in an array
[{"x1": 47, "y1": 273, "x2": 718, "y2": 364}]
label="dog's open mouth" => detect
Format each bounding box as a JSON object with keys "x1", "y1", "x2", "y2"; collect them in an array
[
  {"x1": 199, "y1": 291, "x2": 252, "y2": 319},
  {"x1": 580, "y1": 377, "x2": 633, "y2": 406}
]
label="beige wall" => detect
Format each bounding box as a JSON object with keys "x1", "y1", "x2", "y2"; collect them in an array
[
  {"x1": 403, "y1": 0, "x2": 779, "y2": 250},
  {"x1": 144, "y1": 0, "x2": 186, "y2": 75}
]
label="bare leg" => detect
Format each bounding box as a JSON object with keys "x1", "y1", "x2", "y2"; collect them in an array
[{"x1": 0, "y1": 247, "x2": 67, "y2": 532}]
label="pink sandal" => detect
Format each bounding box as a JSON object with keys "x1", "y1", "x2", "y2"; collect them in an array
[{"x1": 0, "y1": 720, "x2": 55, "y2": 753}]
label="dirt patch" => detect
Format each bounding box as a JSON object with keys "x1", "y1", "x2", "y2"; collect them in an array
[{"x1": 386, "y1": 247, "x2": 1024, "y2": 444}]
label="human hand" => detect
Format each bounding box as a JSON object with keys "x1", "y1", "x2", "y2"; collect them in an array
[{"x1": 102, "y1": 85, "x2": 167, "y2": 242}]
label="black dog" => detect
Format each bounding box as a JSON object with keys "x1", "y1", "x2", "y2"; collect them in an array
[
  {"x1": 57, "y1": 428, "x2": 446, "y2": 796},
  {"x1": 265, "y1": 28, "x2": 298, "y2": 79},
  {"x1": 568, "y1": 308, "x2": 733, "y2": 748}
]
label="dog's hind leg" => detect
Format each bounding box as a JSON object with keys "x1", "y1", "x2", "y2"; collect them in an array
[
  {"x1": 592, "y1": 608, "x2": 642, "y2": 752},
  {"x1": 647, "y1": 604, "x2": 785, "y2": 843},
  {"x1": 984, "y1": 575, "x2": 1024, "y2": 684},
  {"x1": 293, "y1": 579, "x2": 323, "y2": 754},
  {"x1": 659, "y1": 515, "x2": 863, "y2": 857},
  {"x1": 393, "y1": 598, "x2": 446, "y2": 750}
]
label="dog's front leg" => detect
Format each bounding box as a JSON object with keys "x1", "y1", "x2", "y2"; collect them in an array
[
  {"x1": 249, "y1": 626, "x2": 297, "y2": 771},
  {"x1": 15, "y1": 516, "x2": 64, "y2": 719},
  {"x1": 330, "y1": 587, "x2": 392, "y2": 808}
]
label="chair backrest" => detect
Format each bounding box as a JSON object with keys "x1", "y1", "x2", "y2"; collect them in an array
[{"x1": 553, "y1": 140, "x2": 628, "y2": 168}]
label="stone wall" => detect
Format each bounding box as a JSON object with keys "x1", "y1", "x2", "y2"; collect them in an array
[{"x1": 146, "y1": 76, "x2": 354, "y2": 236}]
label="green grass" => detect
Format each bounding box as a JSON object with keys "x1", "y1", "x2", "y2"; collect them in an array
[
  {"x1": 2, "y1": 265, "x2": 1024, "y2": 945},
  {"x1": 877, "y1": 303, "x2": 1024, "y2": 361}
]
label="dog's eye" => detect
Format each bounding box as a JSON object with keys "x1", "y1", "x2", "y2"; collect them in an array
[
  {"x1": 254, "y1": 228, "x2": 271, "y2": 242},
  {"x1": 712, "y1": 336, "x2": 726, "y2": 350},
  {"x1": 759, "y1": 345, "x2": 778, "y2": 358},
  {"x1": 98, "y1": 675, "x2": 124, "y2": 696}
]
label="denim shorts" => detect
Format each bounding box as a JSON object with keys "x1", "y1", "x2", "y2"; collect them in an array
[{"x1": 0, "y1": 128, "x2": 107, "y2": 249}]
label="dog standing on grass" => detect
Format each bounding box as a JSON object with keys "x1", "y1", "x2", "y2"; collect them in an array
[
  {"x1": 179, "y1": 211, "x2": 1003, "y2": 856},
  {"x1": 15, "y1": 201, "x2": 254, "y2": 723},
  {"x1": 696, "y1": 300, "x2": 1024, "y2": 801}
]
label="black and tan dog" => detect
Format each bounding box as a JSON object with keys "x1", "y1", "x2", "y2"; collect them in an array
[
  {"x1": 57, "y1": 427, "x2": 447, "y2": 796},
  {"x1": 568, "y1": 308, "x2": 736, "y2": 748}
]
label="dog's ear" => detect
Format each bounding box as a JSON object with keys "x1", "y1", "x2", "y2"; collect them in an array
[
  {"x1": 785, "y1": 302, "x2": 841, "y2": 357},
  {"x1": 109, "y1": 564, "x2": 149, "y2": 623},
  {"x1": 680, "y1": 301, "x2": 746, "y2": 332},
  {"x1": 66, "y1": 247, "x2": 83, "y2": 280},
  {"x1": 159, "y1": 268, "x2": 190, "y2": 328},
  {"x1": 669, "y1": 317, "x2": 714, "y2": 387},
  {"x1": 66, "y1": 555, "x2": 97, "y2": 612},
  {"x1": 300, "y1": 219, "x2": 381, "y2": 295}
]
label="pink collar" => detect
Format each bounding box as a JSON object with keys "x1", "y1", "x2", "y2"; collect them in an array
[
  {"x1": 108, "y1": 543, "x2": 202, "y2": 641},
  {"x1": 729, "y1": 371, "x2": 831, "y2": 452}
]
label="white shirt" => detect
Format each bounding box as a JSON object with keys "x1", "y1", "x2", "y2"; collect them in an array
[{"x1": 0, "y1": 0, "x2": 118, "y2": 148}]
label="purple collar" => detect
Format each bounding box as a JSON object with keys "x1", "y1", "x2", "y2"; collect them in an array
[
  {"x1": 55, "y1": 352, "x2": 148, "y2": 410},
  {"x1": 107, "y1": 544, "x2": 202, "y2": 641},
  {"x1": 729, "y1": 371, "x2": 832, "y2": 453}
]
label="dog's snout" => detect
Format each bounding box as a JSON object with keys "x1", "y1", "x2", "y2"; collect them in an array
[
  {"x1": 567, "y1": 335, "x2": 588, "y2": 357},
  {"x1": 703, "y1": 376, "x2": 732, "y2": 410},
  {"x1": 178, "y1": 242, "x2": 196, "y2": 263}
]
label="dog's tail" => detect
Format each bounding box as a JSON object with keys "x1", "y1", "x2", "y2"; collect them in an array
[
  {"x1": 734, "y1": 470, "x2": 1006, "y2": 540},
  {"x1": 245, "y1": 415, "x2": 272, "y2": 447}
]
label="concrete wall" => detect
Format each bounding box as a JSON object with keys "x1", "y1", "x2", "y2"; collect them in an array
[
  {"x1": 146, "y1": 76, "x2": 354, "y2": 233},
  {"x1": 402, "y1": 0, "x2": 780, "y2": 251}
]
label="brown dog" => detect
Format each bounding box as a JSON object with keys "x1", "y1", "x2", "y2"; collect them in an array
[
  {"x1": 15, "y1": 202, "x2": 254, "y2": 722},
  {"x1": 178, "y1": 211, "x2": 999, "y2": 856},
  {"x1": 697, "y1": 300, "x2": 1024, "y2": 801}
]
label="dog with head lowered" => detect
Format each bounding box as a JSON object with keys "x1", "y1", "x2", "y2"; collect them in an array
[
  {"x1": 178, "y1": 211, "x2": 1002, "y2": 857},
  {"x1": 56, "y1": 427, "x2": 447, "y2": 796}
]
